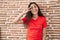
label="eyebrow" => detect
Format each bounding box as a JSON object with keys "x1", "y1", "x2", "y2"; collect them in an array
[{"x1": 30, "y1": 5, "x2": 37, "y2": 8}]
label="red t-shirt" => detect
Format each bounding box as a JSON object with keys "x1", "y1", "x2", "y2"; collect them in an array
[{"x1": 22, "y1": 16, "x2": 47, "y2": 40}]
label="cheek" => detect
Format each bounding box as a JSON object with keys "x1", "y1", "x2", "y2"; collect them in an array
[
  {"x1": 36, "y1": 8, "x2": 38, "y2": 11},
  {"x1": 31, "y1": 8, "x2": 38, "y2": 12}
]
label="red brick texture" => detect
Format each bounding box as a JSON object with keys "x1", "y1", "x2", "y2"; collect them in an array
[{"x1": 0, "y1": 0, "x2": 60, "y2": 40}]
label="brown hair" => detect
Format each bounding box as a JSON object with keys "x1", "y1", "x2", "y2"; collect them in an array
[{"x1": 24, "y1": 2, "x2": 44, "y2": 28}]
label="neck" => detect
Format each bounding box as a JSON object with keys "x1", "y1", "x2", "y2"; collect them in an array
[{"x1": 32, "y1": 14, "x2": 38, "y2": 18}]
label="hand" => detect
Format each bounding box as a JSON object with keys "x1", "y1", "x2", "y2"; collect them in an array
[
  {"x1": 22, "y1": 9, "x2": 28, "y2": 15},
  {"x1": 28, "y1": 7, "x2": 32, "y2": 11},
  {"x1": 43, "y1": 38, "x2": 46, "y2": 40},
  {"x1": 43, "y1": 37, "x2": 45, "y2": 40}
]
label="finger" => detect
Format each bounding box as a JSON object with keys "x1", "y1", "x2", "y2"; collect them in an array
[{"x1": 28, "y1": 8, "x2": 31, "y2": 11}]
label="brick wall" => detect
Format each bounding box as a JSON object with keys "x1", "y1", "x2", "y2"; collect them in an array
[{"x1": 0, "y1": 0, "x2": 60, "y2": 40}]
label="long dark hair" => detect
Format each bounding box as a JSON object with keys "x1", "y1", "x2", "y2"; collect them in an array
[{"x1": 24, "y1": 2, "x2": 44, "y2": 25}]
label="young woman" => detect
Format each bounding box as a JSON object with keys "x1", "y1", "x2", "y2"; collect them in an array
[{"x1": 13, "y1": 2, "x2": 47, "y2": 40}]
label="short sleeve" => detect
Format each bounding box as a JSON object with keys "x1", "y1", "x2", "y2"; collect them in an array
[
  {"x1": 21, "y1": 17, "x2": 27, "y2": 24},
  {"x1": 42, "y1": 17, "x2": 47, "y2": 28}
]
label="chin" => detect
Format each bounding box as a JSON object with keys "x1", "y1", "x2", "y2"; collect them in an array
[
  {"x1": 33, "y1": 14, "x2": 37, "y2": 15},
  {"x1": 31, "y1": 12, "x2": 38, "y2": 14}
]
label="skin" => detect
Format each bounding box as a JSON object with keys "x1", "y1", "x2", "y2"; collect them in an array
[
  {"x1": 43, "y1": 28, "x2": 46, "y2": 40},
  {"x1": 13, "y1": 3, "x2": 46, "y2": 40},
  {"x1": 29, "y1": 4, "x2": 38, "y2": 20}
]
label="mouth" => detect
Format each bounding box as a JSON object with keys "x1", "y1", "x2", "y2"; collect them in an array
[{"x1": 33, "y1": 10, "x2": 38, "y2": 12}]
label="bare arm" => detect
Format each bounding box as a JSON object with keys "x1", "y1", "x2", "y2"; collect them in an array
[
  {"x1": 43, "y1": 28, "x2": 47, "y2": 40},
  {"x1": 13, "y1": 13, "x2": 26, "y2": 24},
  {"x1": 12, "y1": 8, "x2": 31, "y2": 24}
]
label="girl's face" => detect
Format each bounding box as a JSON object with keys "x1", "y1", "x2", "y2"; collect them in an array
[{"x1": 29, "y1": 4, "x2": 38, "y2": 15}]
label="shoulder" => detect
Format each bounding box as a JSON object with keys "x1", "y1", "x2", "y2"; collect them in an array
[
  {"x1": 39, "y1": 16, "x2": 46, "y2": 19},
  {"x1": 22, "y1": 17, "x2": 27, "y2": 19},
  {"x1": 39, "y1": 16, "x2": 46, "y2": 21},
  {"x1": 21, "y1": 17, "x2": 27, "y2": 21}
]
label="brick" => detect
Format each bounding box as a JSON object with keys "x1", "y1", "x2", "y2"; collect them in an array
[{"x1": 0, "y1": 0, "x2": 60, "y2": 40}]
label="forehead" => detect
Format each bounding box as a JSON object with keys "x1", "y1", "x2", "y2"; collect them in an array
[{"x1": 30, "y1": 4, "x2": 37, "y2": 7}]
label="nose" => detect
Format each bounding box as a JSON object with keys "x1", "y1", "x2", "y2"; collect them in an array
[{"x1": 31, "y1": 6, "x2": 36, "y2": 10}]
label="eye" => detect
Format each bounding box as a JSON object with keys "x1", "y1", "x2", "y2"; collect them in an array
[{"x1": 34, "y1": 5, "x2": 37, "y2": 8}]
